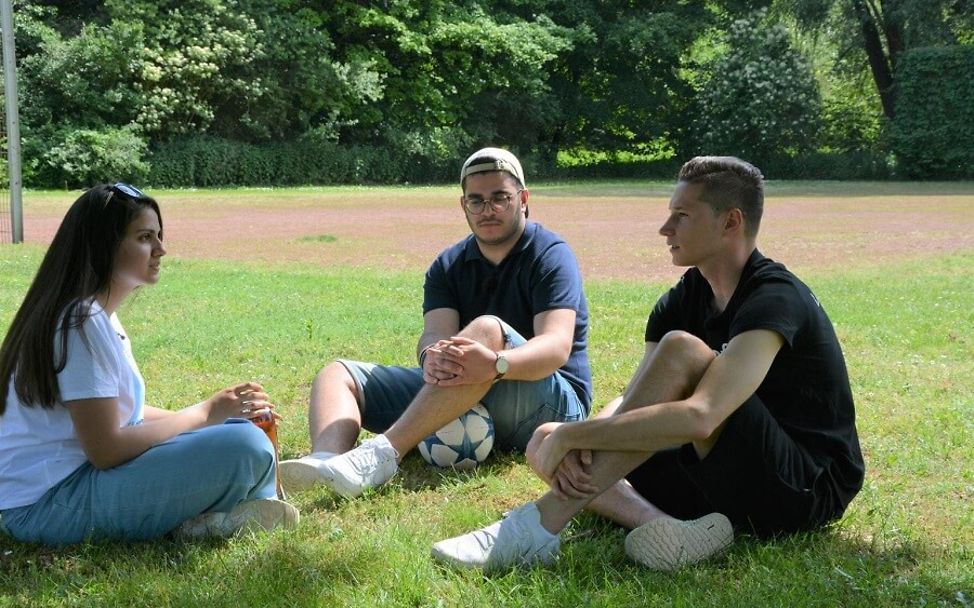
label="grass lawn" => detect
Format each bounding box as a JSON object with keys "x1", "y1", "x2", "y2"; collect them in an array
[{"x1": 0, "y1": 182, "x2": 972, "y2": 607}]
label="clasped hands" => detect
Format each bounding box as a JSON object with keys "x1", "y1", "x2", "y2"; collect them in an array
[
  {"x1": 422, "y1": 337, "x2": 496, "y2": 387},
  {"x1": 527, "y1": 422, "x2": 600, "y2": 501}
]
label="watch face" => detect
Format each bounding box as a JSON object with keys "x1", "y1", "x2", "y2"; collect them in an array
[{"x1": 495, "y1": 354, "x2": 510, "y2": 374}]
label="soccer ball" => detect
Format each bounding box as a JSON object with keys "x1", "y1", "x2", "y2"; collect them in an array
[{"x1": 418, "y1": 403, "x2": 495, "y2": 470}]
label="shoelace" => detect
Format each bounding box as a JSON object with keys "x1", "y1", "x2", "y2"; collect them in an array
[{"x1": 345, "y1": 440, "x2": 392, "y2": 473}]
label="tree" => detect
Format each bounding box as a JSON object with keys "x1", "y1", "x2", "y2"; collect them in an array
[
  {"x1": 325, "y1": 1, "x2": 572, "y2": 174},
  {"x1": 693, "y1": 9, "x2": 822, "y2": 167},
  {"x1": 778, "y1": 0, "x2": 972, "y2": 119},
  {"x1": 493, "y1": 0, "x2": 716, "y2": 163}
]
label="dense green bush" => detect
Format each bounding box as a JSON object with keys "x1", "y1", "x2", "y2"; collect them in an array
[
  {"x1": 543, "y1": 152, "x2": 893, "y2": 182},
  {"x1": 692, "y1": 10, "x2": 822, "y2": 168},
  {"x1": 145, "y1": 135, "x2": 903, "y2": 186},
  {"x1": 891, "y1": 46, "x2": 974, "y2": 179},
  {"x1": 31, "y1": 126, "x2": 149, "y2": 189},
  {"x1": 760, "y1": 151, "x2": 894, "y2": 180}
]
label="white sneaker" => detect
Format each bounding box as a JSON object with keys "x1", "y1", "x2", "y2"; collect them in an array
[
  {"x1": 624, "y1": 512, "x2": 733, "y2": 571},
  {"x1": 431, "y1": 502, "x2": 560, "y2": 572},
  {"x1": 175, "y1": 498, "x2": 300, "y2": 539},
  {"x1": 279, "y1": 451, "x2": 337, "y2": 494},
  {"x1": 315, "y1": 436, "x2": 398, "y2": 498}
]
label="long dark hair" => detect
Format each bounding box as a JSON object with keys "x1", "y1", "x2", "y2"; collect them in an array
[{"x1": 0, "y1": 184, "x2": 162, "y2": 415}]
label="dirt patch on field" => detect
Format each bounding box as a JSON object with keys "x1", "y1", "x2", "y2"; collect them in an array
[{"x1": 18, "y1": 184, "x2": 974, "y2": 282}]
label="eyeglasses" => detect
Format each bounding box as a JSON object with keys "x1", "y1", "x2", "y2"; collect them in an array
[
  {"x1": 462, "y1": 190, "x2": 523, "y2": 215},
  {"x1": 104, "y1": 182, "x2": 147, "y2": 207}
]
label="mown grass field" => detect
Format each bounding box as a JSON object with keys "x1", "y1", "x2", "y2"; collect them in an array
[{"x1": 0, "y1": 182, "x2": 972, "y2": 607}]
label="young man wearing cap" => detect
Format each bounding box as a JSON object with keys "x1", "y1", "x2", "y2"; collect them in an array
[
  {"x1": 280, "y1": 148, "x2": 592, "y2": 498},
  {"x1": 431, "y1": 156, "x2": 864, "y2": 573}
]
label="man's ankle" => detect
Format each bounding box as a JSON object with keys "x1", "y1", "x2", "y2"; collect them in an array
[
  {"x1": 372, "y1": 433, "x2": 403, "y2": 463},
  {"x1": 535, "y1": 496, "x2": 576, "y2": 535}
]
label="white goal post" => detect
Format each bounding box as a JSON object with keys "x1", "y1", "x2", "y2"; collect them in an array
[{"x1": 1, "y1": 0, "x2": 23, "y2": 244}]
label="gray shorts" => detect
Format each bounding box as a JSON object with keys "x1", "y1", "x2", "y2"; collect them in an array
[{"x1": 338, "y1": 319, "x2": 586, "y2": 451}]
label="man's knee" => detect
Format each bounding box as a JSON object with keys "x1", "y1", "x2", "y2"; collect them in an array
[
  {"x1": 524, "y1": 422, "x2": 563, "y2": 478},
  {"x1": 314, "y1": 361, "x2": 360, "y2": 403},
  {"x1": 525, "y1": 422, "x2": 561, "y2": 459},
  {"x1": 458, "y1": 315, "x2": 506, "y2": 350},
  {"x1": 655, "y1": 330, "x2": 716, "y2": 371}
]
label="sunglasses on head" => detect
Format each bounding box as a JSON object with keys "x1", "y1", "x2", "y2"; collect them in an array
[{"x1": 103, "y1": 182, "x2": 147, "y2": 207}]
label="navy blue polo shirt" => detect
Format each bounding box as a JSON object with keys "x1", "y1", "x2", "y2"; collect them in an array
[{"x1": 423, "y1": 222, "x2": 592, "y2": 409}]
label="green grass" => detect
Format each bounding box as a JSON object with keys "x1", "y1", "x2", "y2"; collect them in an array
[{"x1": 1, "y1": 249, "x2": 972, "y2": 606}]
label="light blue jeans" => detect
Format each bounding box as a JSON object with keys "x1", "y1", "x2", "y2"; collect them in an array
[
  {"x1": 340, "y1": 319, "x2": 587, "y2": 451},
  {"x1": 0, "y1": 419, "x2": 276, "y2": 546}
]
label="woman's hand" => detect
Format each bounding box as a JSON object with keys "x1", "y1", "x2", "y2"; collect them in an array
[
  {"x1": 200, "y1": 382, "x2": 274, "y2": 425},
  {"x1": 68, "y1": 382, "x2": 275, "y2": 471}
]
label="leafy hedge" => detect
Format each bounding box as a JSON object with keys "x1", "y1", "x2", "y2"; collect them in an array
[
  {"x1": 891, "y1": 46, "x2": 974, "y2": 179},
  {"x1": 144, "y1": 137, "x2": 898, "y2": 186},
  {"x1": 148, "y1": 136, "x2": 440, "y2": 187},
  {"x1": 758, "y1": 151, "x2": 894, "y2": 180},
  {"x1": 146, "y1": 136, "x2": 457, "y2": 187}
]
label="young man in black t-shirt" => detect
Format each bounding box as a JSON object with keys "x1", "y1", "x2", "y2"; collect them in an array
[{"x1": 432, "y1": 155, "x2": 865, "y2": 573}]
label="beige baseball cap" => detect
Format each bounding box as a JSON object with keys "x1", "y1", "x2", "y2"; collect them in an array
[{"x1": 460, "y1": 147, "x2": 525, "y2": 188}]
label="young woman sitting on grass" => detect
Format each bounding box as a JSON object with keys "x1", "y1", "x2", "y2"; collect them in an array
[{"x1": 0, "y1": 183, "x2": 298, "y2": 546}]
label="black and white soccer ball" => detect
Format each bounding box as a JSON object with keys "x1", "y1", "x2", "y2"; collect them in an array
[{"x1": 418, "y1": 403, "x2": 495, "y2": 470}]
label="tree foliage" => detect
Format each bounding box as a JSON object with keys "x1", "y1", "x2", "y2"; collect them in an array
[
  {"x1": 777, "y1": 0, "x2": 973, "y2": 119},
  {"x1": 891, "y1": 46, "x2": 974, "y2": 178},
  {"x1": 7, "y1": 0, "x2": 970, "y2": 186},
  {"x1": 693, "y1": 10, "x2": 822, "y2": 168}
]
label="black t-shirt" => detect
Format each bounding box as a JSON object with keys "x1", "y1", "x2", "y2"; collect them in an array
[{"x1": 645, "y1": 249, "x2": 864, "y2": 506}]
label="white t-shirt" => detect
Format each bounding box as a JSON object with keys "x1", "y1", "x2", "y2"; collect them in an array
[{"x1": 0, "y1": 300, "x2": 145, "y2": 510}]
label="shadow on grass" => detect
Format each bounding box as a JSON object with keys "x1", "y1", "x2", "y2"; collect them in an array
[
  {"x1": 395, "y1": 450, "x2": 523, "y2": 493},
  {"x1": 277, "y1": 450, "x2": 524, "y2": 514},
  {"x1": 538, "y1": 515, "x2": 969, "y2": 605},
  {"x1": 2, "y1": 503, "x2": 968, "y2": 607}
]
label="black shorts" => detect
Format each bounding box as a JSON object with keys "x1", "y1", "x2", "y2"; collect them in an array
[{"x1": 625, "y1": 395, "x2": 842, "y2": 538}]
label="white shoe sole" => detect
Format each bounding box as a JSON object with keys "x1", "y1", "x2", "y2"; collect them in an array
[
  {"x1": 176, "y1": 499, "x2": 299, "y2": 539},
  {"x1": 279, "y1": 459, "x2": 329, "y2": 494},
  {"x1": 280, "y1": 458, "x2": 366, "y2": 498},
  {"x1": 315, "y1": 465, "x2": 366, "y2": 499},
  {"x1": 624, "y1": 513, "x2": 733, "y2": 571},
  {"x1": 228, "y1": 499, "x2": 300, "y2": 536}
]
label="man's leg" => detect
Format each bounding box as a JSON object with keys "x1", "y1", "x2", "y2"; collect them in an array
[
  {"x1": 464, "y1": 317, "x2": 587, "y2": 453},
  {"x1": 525, "y1": 422, "x2": 667, "y2": 530},
  {"x1": 531, "y1": 330, "x2": 717, "y2": 533},
  {"x1": 384, "y1": 315, "x2": 505, "y2": 455},
  {"x1": 432, "y1": 330, "x2": 732, "y2": 571},
  {"x1": 308, "y1": 361, "x2": 364, "y2": 455},
  {"x1": 306, "y1": 316, "x2": 506, "y2": 498},
  {"x1": 280, "y1": 360, "x2": 425, "y2": 494}
]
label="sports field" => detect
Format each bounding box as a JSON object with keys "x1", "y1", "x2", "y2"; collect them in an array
[{"x1": 1, "y1": 181, "x2": 972, "y2": 607}]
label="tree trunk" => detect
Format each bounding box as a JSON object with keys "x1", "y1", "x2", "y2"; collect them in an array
[{"x1": 852, "y1": 0, "x2": 897, "y2": 119}]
